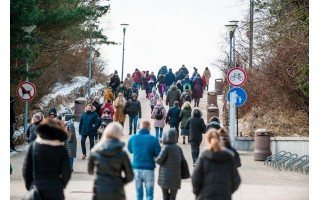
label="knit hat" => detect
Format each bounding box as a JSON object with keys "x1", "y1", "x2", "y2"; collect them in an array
[
  {"x1": 33, "y1": 113, "x2": 42, "y2": 121},
  {"x1": 48, "y1": 108, "x2": 57, "y2": 116},
  {"x1": 131, "y1": 93, "x2": 137, "y2": 97}
]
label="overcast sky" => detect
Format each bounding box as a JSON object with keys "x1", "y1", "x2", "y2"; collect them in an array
[{"x1": 99, "y1": 0, "x2": 248, "y2": 85}]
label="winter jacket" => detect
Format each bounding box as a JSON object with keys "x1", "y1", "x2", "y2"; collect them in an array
[
  {"x1": 151, "y1": 104, "x2": 167, "y2": 128},
  {"x1": 132, "y1": 71, "x2": 142, "y2": 83},
  {"x1": 65, "y1": 119, "x2": 77, "y2": 158},
  {"x1": 116, "y1": 84, "x2": 127, "y2": 98},
  {"x1": 100, "y1": 103, "x2": 115, "y2": 118},
  {"x1": 79, "y1": 111, "x2": 99, "y2": 136},
  {"x1": 166, "y1": 85, "x2": 181, "y2": 107},
  {"x1": 92, "y1": 101, "x2": 102, "y2": 117},
  {"x1": 164, "y1": 71, "x2": 176, "y2": 86},
  {"x1": 179, "y1": 106, "x2": 192, "y2": 128},
  {"x1": 124, "y1": 76, "x2": 134, "y2": 88},
  {"x1": 157, "y1": 66, "x2": 168, "y2": 78},
  {"x1": 192, "y1": 76, "x2": 204, "y2": 98},
  {"x1": 180, "y1": 90, "x2": 192, "y2": 105},
  {"x1": 202, "y1": 77, "x2": 207, "y2": 88},
  {"x1": 176, "y1": 72, "x2": 185, "y2": 82},
  {"x1": 88, "y1": 138, "x2": 134, "y2": 200},
  {"x1": 113, "y1": 97, "x2": 127, "y2": 123},
  {"x1": 142, "y1": 74, "x2": 151, "y2": 91},
  {"x1": 192, "y1": 149, "x2": 241, "y2": 200},
  {"x1": 185, "y1": 109, "x2": 206, "y2": 141},
  {"x1": 26, "y1": 121, "x2": 41, "y2": 143},
  {"x1": 128, "y1": 128, "x2": 161, "y2": 170},
  {"x1": 155, "y1": 129, "x2": 182, "y2": 190},
  {"x1": 179, "y1": 66, "x2": 189, "y2": 76},
  {"x1": 103, "y1": 88, "x2": 115, "y2": 102},
  {"x1": 124, "y1": 99, "x2": 142, "y2": 118},
  {"x1": 182, "y1": 77, "x2": 192, "y2": 92},
  {"x1": 23, "y1": 124, "x2": 71, "y2": 200},
  {"x1": 149, "y1": 92, "x2": 159, "y2": 106},
  {"x1": 166, "y1": 105, "x2": 181, "y2": 126},
  {"x1": 125, "y1": 87, "x2": 139, "y2": 100},
  {"x1": 202, "y1": 69, "x2": 211, "y2": 85},
  {"x1": 99, "y1": 115, "x2": 113, "y2": 130},
  {"x1": 110, "y1": 75, "x2": 120, "y2": 90},
  {"x1": 226, "y1": 145, "x2": 242, "y2": 168}
]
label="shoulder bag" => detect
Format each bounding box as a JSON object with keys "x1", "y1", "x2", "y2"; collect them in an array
[{"x1": 180, "y1": 148, "x2": 190, "y2": 179}]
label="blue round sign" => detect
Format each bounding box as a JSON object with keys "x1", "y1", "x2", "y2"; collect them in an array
[{"x1": 227, "y1": 87, "x2": 247, "y2": 107}]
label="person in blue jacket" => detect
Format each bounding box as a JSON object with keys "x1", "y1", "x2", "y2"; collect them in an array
[
  {"x1": 166, "y1": 101, "x2": 182, "y2": 141},
  {"x1": 128, "y1": 119, "x2": 161, "y2": 200},
  {"x1": 164, "y1": 68, "x2": 176, "y2": 95},
  {"x1": 79, "y1": 104, "x2": 99, "y2": 160},
  {"x1": 181, "y1": 74, "x2": 192, "y2": 92}
]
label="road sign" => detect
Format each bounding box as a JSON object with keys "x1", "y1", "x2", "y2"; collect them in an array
[
  {"x1": 227, "y1": 87, "x2": 247, "y2": 107},
  {"x1": 227, "y1": 67, "x2": 247, "y2": 86},
  {"x1": 16, "y1": 82, "x2": 37, "y2": 101}
]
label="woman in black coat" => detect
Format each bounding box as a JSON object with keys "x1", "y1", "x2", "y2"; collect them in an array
[
  {"x1": 185, "y1": 108, "x2": 206, "y2": 165},
  {"x1": 218, "y1": 127, "x2": 241, "y2": 168},
  {"x1": 22, "y1": 118, "x2": 72, "y2": 200},
  {"x1": 88, "y1": 122, "x2": 134, "y2": 200},
  {"x1": 155, "y1": 129, "x2": 184, "y2": 200},
  {"x1": 192, "y1": 129, "x2": 241, "y2": 200}
]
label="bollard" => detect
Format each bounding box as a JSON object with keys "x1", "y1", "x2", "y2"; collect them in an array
[
  {"x1": 207, "y1": 91, "x2": 217, "y2": 107},
  {"x1": 74, "y1": 98, "x2": 87, "y2": 122},
  {"x1": 214, "y1": 78, "x2": 224, "y2": 95},
  {"x1": 207, "y1": 105, "x2": 219, "y2": 123},
  {"x1": 253, "y1": 129, "x2": 272, "y2": 161}
]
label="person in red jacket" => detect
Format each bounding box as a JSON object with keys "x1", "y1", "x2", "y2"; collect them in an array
[
  {"x1": 100, "y1": 99, "x2": 115, "y2": 118},
  {"x1": 201, "y1": 75, "x2": 207, "y2": 91},
  {"x1": 132, "y1": 68, "x2": 143, "y2": 90}
]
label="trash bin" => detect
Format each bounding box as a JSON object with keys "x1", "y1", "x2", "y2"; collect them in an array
[
  {"x1": 207, "y1": 91, "x2": 217, "y2": 106},
  {"x1": 207, "y1": 105, "x2": 219, "y2": 123},
  {"x1": 74, "y1": 98, "x2": 87, "y2": 122},
  {"x1": 214, "y1": 78, "x2": 224, "y2": 95},
  {"x1": 254, "y1": 129, "x2": 272, "y2": 161}
]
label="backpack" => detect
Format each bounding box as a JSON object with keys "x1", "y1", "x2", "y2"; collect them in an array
[
  {"x1": 155, "y1": 108, "x2": 164, "y2": 120},
  {"x1": 183, "y1": 93, "x2": 191, "y2": 102}
]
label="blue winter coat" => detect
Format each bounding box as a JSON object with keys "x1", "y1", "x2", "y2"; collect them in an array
[
  {"x1": 166, "y1": 105, "x2": 181, "y2": 126},
  {"x1": 79, "y1": 111, "x2": 99, "y2": 136},
  {"x1": 182, "y1": 78, "x2": 192, "y2": 92},
  {"x1": 128, "y1": 128, "x2": 161, "y2": 170},
  {"x1": 164, "y1": 71, "x2": 176, "y2": 86}
]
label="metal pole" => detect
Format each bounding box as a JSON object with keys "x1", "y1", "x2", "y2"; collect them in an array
[
  {"x1": 233, "y1": 31, "x2": 236, "y2": 68},
  {"x1": 121, "y1": 27, "x2": 126, "y2": 82},
  {"x1": 230, "y1": 91, "x2": 236, "y2": 146},
  {"x1": 24, "y1": 35, "x2": 30, "y2": 133},
  {"x1": 88, "y1": 28, "x2": 92, "y2": 97},
  {"x1": 229, "y1": 31, "x2": 233, "y2": 70},
  {"x1": 249, "y1": 0, "x2": 254, "y2": 69}
]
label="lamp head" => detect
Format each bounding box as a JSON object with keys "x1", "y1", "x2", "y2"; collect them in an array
[{"x1": 22, "y1": 25, "x2": 37, "y2": 33}]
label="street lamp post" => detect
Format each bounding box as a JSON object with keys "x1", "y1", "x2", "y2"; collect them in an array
[
  {"x1": 21, "y1": 25, "x2": 36, "y2": 133},
  {"x1": 88, "y1": 26, "x2": 92, "y2": 98},
  {"x1": 120, "y1": 24, "x2": 129, "y2": 82}
]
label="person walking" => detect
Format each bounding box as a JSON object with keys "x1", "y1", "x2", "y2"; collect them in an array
[
  {"x1": 47, "y1": 107, "x2": 58, "y2": 118},
  {"x1": 88, "y1": 122, "x2": 134, "y2": 200},
  {"x1": 166, "y1": 83, "x2": 181, "y2": 107},
  {"x1": 185, "y1": 108, "x2": 206, "y2": 166},
  {"x1": 124, "y1": 93, "x2": 141, "y2": 135},
  {"x1": 116, "y1": 81, "x2": 127, "y2": 98},
  {"x1": 10, "y1": 96, "x2": 16, "y2": 152},
  {"x1": 151, "y1": 99, "x2": 167, "y2": 140},
  {"x1": 157, "y1": 65, "x2": 168, "y2": 79},
  {"x1": 110, "y1": 70, "x2": 121, "y2": 95},
  {"x1": 180, "y1": 85, "x2": 192, "y2": 106},
  {"x1": 113, "y1": 93, "x2": 127, "y2": 127},
  {"x1": 202, "y1": 67, "x2": 211, "y2": 91},
  {"x1": 148, "y1": 76, "x2": 155, "y2": 97},
  {"x1": 181, "y1": 74, "x2": 192, "y2": 92},
  {"x1": 64, "y1": 112, "x2": 77, "y2": 172},
  {"x1": 128, "y1": 120, "x2": 161, "y2": 200},
  {"x1": 100, "y1": 99, "x2": 115, "y2": 118},
  {"x1": 22, "y1": 118, "x2": 72, "y2": 200},
  {"x1": 149, "y1": 87, "x2": 159, "y2": 113},
  {"x1": 26, "y1": 113, "x2": 43, "y2": 143},
  {"x1": 191, "y1": 129, "x2": 241, "y2": 200},
  {"x1": 125, "y1": 84, "x2": 139, "y2": 100},
  {"x1": 103, "y1": 87, "x2": 115, "y2": 103},
  {"x1": 179, "y1": 101, "x2": 192, "y2": 145},
  {"x1": 132, "y1": 68, "x2": 143, "y2": 90},
  {"x1": 206, "y1": 116, "x2": 221, "y2": 131},
  {"x1": 97, "y1": 109, "x2": 113, "y2": 140},
  {"x1": 191, "y1": 67, "x2": 198, "y2": 81},
  {"x1": 201, "y1": 75, "x2": 207, "y2": 92},
  {"x1": 156, "y1": 73, "x2": 166, "y2": 99},
  {"x1": 92, "y1": 96, "x2": 102, "y2": 117},
  {"x1": 155, "y1": 129, "x2": 184, "y2": 200},
  {"x1": 166, "y1": 101, "x2": 181, "y2": 140},
  {"x1": 124, "y1": 73, "x2": 134, "y2": 88},
  {"x1": 142, "y1": 70, "x2": 151, "y2": 98},
  {"x1": 192, "y1": 73, "x2": 204, "y2": 107},
  {"x1": 79, "y1": 104, "x2": 99, "y2": 159},
  {"x1": 164, "y1": 68, "x2": 176, "y2": 95}
]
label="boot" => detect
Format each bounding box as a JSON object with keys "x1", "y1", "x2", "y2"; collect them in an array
[
  {"x1": 82, "y1": 154, "x2": 86, "y2": 159},
  {"x1": 129, "y1": 127, "x2": 132, "y2": 135},
  {"x1": 183, "y1": 136, "x2": 185, "y2": 144}
]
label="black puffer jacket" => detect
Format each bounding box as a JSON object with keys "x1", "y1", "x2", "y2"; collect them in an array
[
  {"x1": 192, "y1": 149, "x2": 241, "y2": 200},
  {"x1": 124, "y1": 99, "x2": 142, "y2": 117},
  {"x1": 155, "y1": 129, "x2": 182, "y2": 189},
  {"x1": 88, "y1": 138, "x2": 134, "y2": 200},
  {"x1": 185, "y1": 108, "x2": 206, "y2": 141}
]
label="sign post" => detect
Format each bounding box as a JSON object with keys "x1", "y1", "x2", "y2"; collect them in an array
[
  {"x1": 229, "y1": 91, "x2": 236, "y2": 146},
  {"x1": 16, "y1": 82, "x2": 37, "y2": 133}
]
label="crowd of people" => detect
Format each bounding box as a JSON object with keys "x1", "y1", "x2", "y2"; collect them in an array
[{"x1": 13, "y1": 65, "x2": 242, "y2": 200}]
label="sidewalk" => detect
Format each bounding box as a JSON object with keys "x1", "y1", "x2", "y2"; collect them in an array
[{"x1": 10, "y1": 91, "x2": 308, "y2": 199}]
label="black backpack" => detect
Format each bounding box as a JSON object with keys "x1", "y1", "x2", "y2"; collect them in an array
[
  {"x1": 183, "y1": 93, "x2": 191, "y2": 102},
  {"x1": 155, "y1": 108, "x2": 164, "y2": 120}
]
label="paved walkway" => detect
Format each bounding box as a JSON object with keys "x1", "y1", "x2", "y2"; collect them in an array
[{"x1": 10, "y1": 91, "x2": 308, "y2": 200}]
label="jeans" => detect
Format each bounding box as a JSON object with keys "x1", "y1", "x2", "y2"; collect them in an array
[
  {"x1": 150, "y1": 106, "x2": 154, "y2": 114},
  {"x1": 170, "y1": 124, "x2": 179, "y2": 140},
  {"x1": 194, "y1": 98, "x2": 200, "y2": 107},
  {"x1": 134, "y1": 169, "x2": 155, "y2": 200},
  {"x1": 81, "y1": 135, "x2": 95, "y2": 154},
  {"x1": 129, "y1": 115, "x2": 139, "y2": 134},
  {"x1": 69, "y1": 158, "x2": 74, "y2": 170},
  {"x1": 133, "y1": 82, "x2": 141, "y2": 90},
  {"x1": 155, "y1": 127, "x2": 163, "y2": 138},
  {"x1": 165, "y1": 85, "x2": 170, "y2": 95},
  {"x1": 162, "y1": 188, "x2": 178, "y2": 200},
  {"x1": 190, "y1": 140, "x2": 202, "y2": 163}
]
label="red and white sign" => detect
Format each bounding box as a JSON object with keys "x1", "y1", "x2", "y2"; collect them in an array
[
  {"x1": 16, "y1": 82, "x2": 37, "y2": 101},
  {"x1": 227, "y1": 67, "x2": 247, "y2": 86}
]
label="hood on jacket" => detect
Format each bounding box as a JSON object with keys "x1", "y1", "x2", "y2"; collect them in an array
[
  {"x1": 183, "y1": 104, "x2": 191, "y2": 110},
  {"x1": 202, "y1": 149, "x2": 234, "y2": 163},
  {"x1": 163, "y1": 129, "x2": 177, "y2": 144},
  {"x1": 170, "y1": 84, "x2": 177, "y2": 90},
  {"x1": 154, "y1": 103, "x2": 164, "y2": 109},
  {"x1": 192, "y1": 107, "x2": 202, "y2": 117},
  {"x1": 37, "y1": 123, "x2": 68, "y2": 142},
  {"x1": 93, "y1": 138, "x2": 124, "y2": 157}
]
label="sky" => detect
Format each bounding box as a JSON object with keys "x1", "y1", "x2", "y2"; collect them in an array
[{"x1": 98, "y1": 0, "x2": 249, "y2": 86}]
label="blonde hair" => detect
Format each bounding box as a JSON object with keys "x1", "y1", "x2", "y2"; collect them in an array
[
  {"x1": 102, "y1": 122, "x2": 123, "y2": 140},
  {"x1": 206, "y1": 128, "x2": 222, "y2": 152},
  {"x1": 182, "y1": 101, "x2": 191, "y2": 109},
  {"x1": 218, "y1": 127, "x2": 231, "y2": 146}
]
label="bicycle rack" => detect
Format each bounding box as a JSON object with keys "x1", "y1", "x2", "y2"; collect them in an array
[
  {"x1": 275, "y1": 154, "x2": 298, "y2": 171},
  {"x1": 285, "y1": 155, "x2": 309, "y2": 171},
  {"x1": 271, "y1": 152, "x2": 292, "y2": 168},
  {"x1": 295, "y1": 157, "x2": 309, "y2": 173},
  {"x1": 264, "y1": 151, "x2": 286, "y2": 166},
  {"x1": 305, "y1": 165, "x2": 309, "y2": 174}
]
